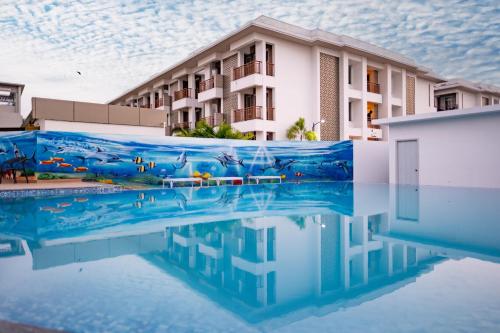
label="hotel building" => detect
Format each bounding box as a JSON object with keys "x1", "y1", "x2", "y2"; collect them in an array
[
  {"x1": 108, "y1": 16, "x2": 444, "y2": 141},
  {"x1": 434, "y1": 78, "x2": 500, "y2": 111},
  {"x1": 0, "y1": 81, "x2": 24, "y2": 130}
]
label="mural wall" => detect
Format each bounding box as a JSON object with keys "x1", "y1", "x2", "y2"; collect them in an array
[{"x1": 0, "y1": 131, "x2": 353, "y2": 184}]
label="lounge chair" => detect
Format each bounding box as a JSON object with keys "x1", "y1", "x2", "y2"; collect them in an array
[
  {"x1": 247, "y1": 175, "x2": 282, "y2": 184},
  {"x1": 162, "y1": 177, "x2": 202, "y2": 188},
  {"x1": 207, "y1": 176, "x2": 244, "y2": 186}
]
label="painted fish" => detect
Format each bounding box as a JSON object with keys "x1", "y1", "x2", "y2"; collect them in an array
[
  {"x1": 215, "y1": 152, "x2": 244, "y2": 168},
  {"x1": 57, "y1": 202, "x2": 72, "y2": 208},
  {"x1": 0, "y1": 148, "x2": 9, "y2": 155},
  {"x1": 148, "y1": 161, "x2": 156, "y2": 169},
  {"x1": 74, "y1": 197, "x2": 89, "y2": 203},
  {"x1": 134, "y1": 201, "x2": 143, "y2": 209},
  {"x1": 172, "y1": 151, "x2": 187, "y2": 170},
  {"x1": 40, "y1": 160, "x2": 55, "y2": 165},
  {"x1": 134, "y1": 157, "x2": 143, "y2": 164},
  {"x1": 57, "y1": 163, "x2": 72, "y2": 168},
  {"x1": 74, "y1": 167, "x2": 88, "y2": 172},
  {"x1": 295, "y1": 172, "x2": 304, "y2": 177},
  {"x1": 137, "y1": 165, "x2": 146, "y2": 173},
  {"x1": 51, "y1": 157, "x2": 64, "y2": 162},
  {"x1": 138, "y1": 193, "x2": 145, "y2": 200}
]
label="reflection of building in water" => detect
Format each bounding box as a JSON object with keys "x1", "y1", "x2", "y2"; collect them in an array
[
  {"x1": 0, "y1": 239, "x2": 25, "y2": 258},
  {"x1": 147, "y1": 213, "x2": 443, "y2": 323}
]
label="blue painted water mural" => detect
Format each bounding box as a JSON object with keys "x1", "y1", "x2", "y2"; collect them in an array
[{"x1": 0, "y1": 131, "x2": 353, "y2": 183}]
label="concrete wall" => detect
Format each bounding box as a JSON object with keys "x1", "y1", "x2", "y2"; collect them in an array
[
  {"x1": 353, "y1": 141, "x2": 389, "y2": 184},
  {"x1": 39, "y1": 120, "x2": 166, "y2": 136},
  {"x1": 386, "y1": 109, "x2": 500, "y2": 188},
  {"x1": 33, "y1": 97, "x2": 167, "y2": 129},
  {"x1": 415, "y1": 77, "x2": 436, "y2": 114}
]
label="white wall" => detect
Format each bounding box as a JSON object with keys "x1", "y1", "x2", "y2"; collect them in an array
[
  {"x1": 387, "y1": 109, "x2": 500, "y2": 188},
  {"x1": 39, "y1": 120, "x2": 166, "y2": 136},
  {"x1": 353, "y1": 141, "x2": 389, "y2": 184},
  {"x1": 415, "y1": 77, "x2": 436, "y2": 114},
  {"x1": 268, "y1": 35, "x2": 316, "y2": 140}
]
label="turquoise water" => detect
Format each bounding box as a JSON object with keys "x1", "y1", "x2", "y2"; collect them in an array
[{"x1": 0, "y1": 182, "x2": 499, "y2": 332}]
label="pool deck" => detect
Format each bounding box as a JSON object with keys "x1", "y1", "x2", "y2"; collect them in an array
[
  {"x1": 0, "y1": 320, "x2": 67, "y2": 333},
  {"x1": 0, "y1": 181, "x2": 122, "y2": 197},
  {"x1": 0, "y1": 181, "x2": 112, "y2": 191}
]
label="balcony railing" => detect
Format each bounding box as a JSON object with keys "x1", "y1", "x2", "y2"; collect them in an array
[
  {"x1": 172, "y1": 121, "x2": 191, "y2": 130},
  {"x1": 367, "y1": 82, "x2": 380, "y2": 94},
  {"x1": 437, "y1": 104, "x2": 458, "y2": 111},
  {"x1": 174, "y1": 88, "x2": 193, "y2": 101},
  {"x1": 199, "y1": 113, "x2": 224, "y2": 127},
  {"x1": 199, "y1": 78, "x2": 215, "y2": 92},
  {"x1": 233, "y1": 106, "x2": 262, "y2": 122},
  {"x1": 155, "y1": 96, "x2": 171, "y2": 108},
  {"x1": 266, "y1": 63, "x2": 275, "y2": 76},
  {"x1": 233, "y1": 61, "x2": 261, "y2": 80},
  {"x1": 266, "y1": 107, "x2": 275, "y2": 121}
]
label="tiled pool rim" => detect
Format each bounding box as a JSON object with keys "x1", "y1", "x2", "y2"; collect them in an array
[{"x1": 0, "y1": 185, "x2": 123, "y2": 198}]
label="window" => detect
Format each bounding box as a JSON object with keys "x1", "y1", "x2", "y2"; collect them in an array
[
  {"x1": 494, "y1": 98, "x2": 499, "y2": 105},
  {"x1": 348, "y1": 65, "x2": 352, "y2": 85},
  {"x1": 266, "y1": 132, "x2": 274, "y2": 141},
  {"x1": 348, "y1": 102, "x2": 352, "y2": 121},
  {"x1": 436, "y1": 93, "x2": 457, "y2": 111},
  {"x1": 482, "y1": 97, "x2": 490, "y2": 106}
]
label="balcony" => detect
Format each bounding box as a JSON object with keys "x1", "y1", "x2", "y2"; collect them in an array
[
  {"x1": 266, "y1": 63, "x2": 275, "y2": 76},
  {"x1": 172, "y1": 121, "x2": 191, "y2": 130},
  {"x1": 155, "y1": 96, "x2": 171, "y2": 110},
  {"x1": 233, "y1": 61, "x2": 261, "y2": 80},
  {"x1": 367, "y1": 82, "x2": 380, "y2": 94},
  {"x1": 367, "y1": 124, "x2": 383, "y2": 140},
  {"x1": 266, "y1": 107, "x2": 275, "y2": 121},
  {"x1": 172, "y1": 88, "x2": 203, "y2": 111},
  {"x1": 174, "y1": 88, "x2": 193, "y2": 101},
  {"x1": 437, "y1": 104, "x2": 458, "y2": 112},
  {"x1": 233, "y1": 106, "x2": 263, "y2": 123},
  {"x1": 198, "y1": 75, "x2": 223, "y2": 102},
  {"x1": 200, "y1": 113, "x2": 224, "y2": 127}
]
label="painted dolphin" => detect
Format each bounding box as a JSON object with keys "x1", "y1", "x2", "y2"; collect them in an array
[
  {"x1": 0, "y1": 148, "x2": 10, "y2": 155},
  {"x1": 172, "y1": 151, "x2": 187, "y2": 170},
  {"x1": 333, "y1": 160, "x2": 350, "y2": 175},
  {"x1": 260, "y1": 158, "x2": 296, "y2": 172},
  {"x1": 215, "y1": 152, "x2": 244, "y2": 168}
]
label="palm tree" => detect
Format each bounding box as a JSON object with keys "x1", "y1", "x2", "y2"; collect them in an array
[
  {"x1": 173, "y1": 120, "x2": 254, "y2": 140},
  {"x1": 286, "y1": 117, "x2": 317, "y2": 141}
]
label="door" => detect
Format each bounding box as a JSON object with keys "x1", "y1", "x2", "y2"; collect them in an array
[{"x1": 397, "y1": 140, "x2": 419, "y2": 185}]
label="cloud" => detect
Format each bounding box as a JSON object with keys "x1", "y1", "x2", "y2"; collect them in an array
[{"x1": 0, "y1": 0, "x2": 499, "y2": 117}]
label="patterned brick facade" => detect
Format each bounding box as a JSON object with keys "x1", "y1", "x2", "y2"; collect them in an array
[
  {"x1": 222, "y1": 54, "x2": 238, "y2": 124},
  {"x1": 319, "y1": 53, "x2": 340, "y2": 141},
  {"x1": 406, "y1": 75, "x2": 416, "y2": 115}
]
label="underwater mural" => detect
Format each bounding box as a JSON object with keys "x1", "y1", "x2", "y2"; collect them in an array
[
  {"x1": 0, "y1": 131, "x2": 353, "y2": 184},
  {"x1": 0, "y1": 131, "x2": 37, "y2": 184}
]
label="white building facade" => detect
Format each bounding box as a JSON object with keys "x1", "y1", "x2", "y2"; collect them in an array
[
  {"x1": 434, "y1": 79, "x2": 500, "y2": 111},
  {"x1": 0, "y1": 81, "x2": 24, "y2": 130},
  {"x1": 109, "y1": 16, "x2": 444, "y2": 141}
]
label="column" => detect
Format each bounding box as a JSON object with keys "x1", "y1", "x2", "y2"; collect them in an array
[
  {"x1": 150, "y1": 91, "x2": 155, "y2": 109},
  {"x1": 401, "y1": 69, "x2": 407, "y2": 116},
  {"x1": 361, "y1": 57, "x2": 368, "y2": 140},
  {"x1": 339, "y1": 51, "x2": 350, "y2": 140},
  {"x1": 382, "y1": 64, "x2": 392, "y2": 119}
]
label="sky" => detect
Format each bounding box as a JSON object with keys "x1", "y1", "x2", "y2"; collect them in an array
[{"x1": 1, "y1": 0, "x2": 499, "y2": 117}]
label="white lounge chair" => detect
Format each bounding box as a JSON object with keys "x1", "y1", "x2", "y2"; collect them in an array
[
  {"x1": 248, "y1": 175, "x2": 282, "y2": 184},
  {"x1": 207, "y1": 177, "x2": 244, "y2": 186},
  {"x1": 162, "y1": 177, "x2": 202, "y2": 188}
]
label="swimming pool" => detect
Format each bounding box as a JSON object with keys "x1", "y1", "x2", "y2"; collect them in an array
[{"x1": 0, "y1": 182, "x2": 499, "y2": 332}]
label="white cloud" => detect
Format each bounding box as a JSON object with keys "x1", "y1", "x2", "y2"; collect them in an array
[{"x1": 0, "y1": 0, "x2": 498, "y2": 117}]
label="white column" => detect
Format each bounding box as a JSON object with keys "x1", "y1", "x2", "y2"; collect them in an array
[
  {"x1": 312, "y1": 46, "x2": 321, "y2": 139},
  {"x1": 256, "y1": 86, "x2": 266, "y2": 119},
  {"x1": 361, "y1": 57, "x2": 368, "y2": 140},
  {"x1": 382, "y1": 64, "x2": 392, "y2": 119},
  {"x1": 401, "y1": 69, "x2": 407, "y2": 116},
  {"x1": 339, "y1": 51, "x2": 350, "y2": 140},
  {"x1": 150, "y1": 91, "x2": 155, "y2": 109}
]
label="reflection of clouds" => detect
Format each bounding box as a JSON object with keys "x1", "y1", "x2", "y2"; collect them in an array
[{"x1": 2, "y1": 1, "x2": 498, "y2": 117}]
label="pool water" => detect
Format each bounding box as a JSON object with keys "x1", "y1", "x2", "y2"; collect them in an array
[{"x1": 0, "y1": 182, "x2": 499, "y2": 332}]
